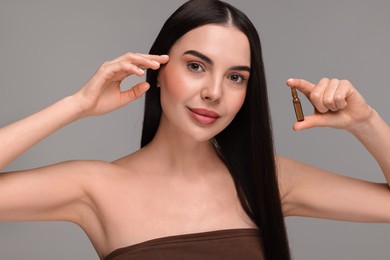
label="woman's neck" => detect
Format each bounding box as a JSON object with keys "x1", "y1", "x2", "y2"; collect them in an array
[{"x1": 142, "y1": 117, "x2": 222, "y2": 177}]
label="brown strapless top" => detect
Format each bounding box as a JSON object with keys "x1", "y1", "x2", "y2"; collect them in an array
[{"x1": 104, "y1": 228, "x2": 264, "y2": 260}]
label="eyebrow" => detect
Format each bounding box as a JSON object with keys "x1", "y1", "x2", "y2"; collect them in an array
[{"x1": 183, "y1": 50, "x2": 251, "y2": 72}]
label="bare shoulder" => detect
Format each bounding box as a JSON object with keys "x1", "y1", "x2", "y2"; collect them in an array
[
  {"x1": 82, "y1": 150, "x2": 152, "y2": 198},
  {"x1": 46, "y1": 159, "x2": 123, "y2": 185},
  {"x1": 0, "y1": 159, "x2": 127, "y2": 225},
  {"x1": 69, "y1": 156, "x2": 140, "y2": 193},
  {"x1": 65, "y1": 151, "x2": 144, "y2": 180}
]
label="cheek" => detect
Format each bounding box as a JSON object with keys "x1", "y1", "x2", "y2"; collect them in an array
[
  {"x1": 159, "y1": 65, "x2": 182, "y2": 103},
  {"x1": 227, "y1": 91, "x2": 247, "y2": 116},
  {"x1": 159, "y1": 63, "x2": 198, "y2": 103}
]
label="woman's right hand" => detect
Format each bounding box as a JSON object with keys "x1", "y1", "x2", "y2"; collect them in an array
[
  {"x1": 73, "y1": 52, "x2": 169, "y2": 117},
  {"x1": 0, "y1": 52, "x2": 168, "y2": 169}
]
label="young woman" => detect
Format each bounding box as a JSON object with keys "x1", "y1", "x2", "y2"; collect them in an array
[{"x1": 1, "y1": 0, "x2": 389, "y2": 259}]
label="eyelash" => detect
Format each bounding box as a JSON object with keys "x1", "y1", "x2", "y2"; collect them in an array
[
  {"x1": 187, "y1": 62, "x2": 204, "y2": 73},
  {"x1": 228, "y1": 74, "x2": 246, "y2": 84},
  {"x1": 187, "y1": 62, "x2": 247, "y2": 85}
]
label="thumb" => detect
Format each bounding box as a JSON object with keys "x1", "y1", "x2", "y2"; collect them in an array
[
  {"x1": 120, "y1": 82, "x2": 150, "y2": 106},
  {"x1": 293, "y1": 113, "x2": 328, "y2": 131}
]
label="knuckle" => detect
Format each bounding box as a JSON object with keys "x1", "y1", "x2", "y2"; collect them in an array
[
  {"x1": 338, "y1": 102, "x2": 347, "y2": 109},
  {"x1": 130, "y1": 87, "x2": 142, "y2": 99},
  {"x1": 98, "y1": 64, "x2": 108, "y2": 75},
  {"x1": 310, "y1": 91, "x2": 321, "y2": 101},
  {"x1": 116, "y1": 62, "x2": 126, "y2": 72},
  {"x1": 330, "y1": 78, "x2": 339, "y2": 84},
  {"x1": 334, "y1": 94, "x2": 344, "y2": 102},
  {"x1": 320, "y1": 106, "x2": 330, "y2": 113},
  {"x1": 120, "y1": 62, "x2": 136, "y2": 73},
  {"x1": 324, "y1": 97, "x2": 334, "y2": 105},
  {"x1": 118, "y1": 61, "x2": 127, "y2": 68},
  {"x1": 341, "y1": 79, "x2": 351, "y2": 86},
  {"x1": 317, "y1": 107, "x2": 328, "y2": 114},
  {"x1": 99, "y1": 61, "x2": 110, "y2": 70},
  {"x1": 319, "y1": 77, "x2": 329, "y2": 83},
  {"x1": 125, "y1": 52, "x2": 135, "y2": 59},
  {"x1": 98, "y1": 63, "x2": 117, "y2": 78},
  {"x1": 140, "y1": 56, "x2": 151, "y2": 64},
  {"x1": 101, "y1": 69, "x2": 113, "y2": 79}
]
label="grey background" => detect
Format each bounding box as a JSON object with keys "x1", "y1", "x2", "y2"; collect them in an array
[{"x1": 0, "y1": 0, "x2": 389, "y2": 259}]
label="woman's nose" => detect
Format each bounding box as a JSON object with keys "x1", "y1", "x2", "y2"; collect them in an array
[{"x1": 201, "y1": 78, "x2": 222, "y2": 103}]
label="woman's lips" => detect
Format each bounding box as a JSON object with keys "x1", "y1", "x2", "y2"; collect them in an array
[{"x1": 188, "y1": 107, "x2": 220, "y2": 125}]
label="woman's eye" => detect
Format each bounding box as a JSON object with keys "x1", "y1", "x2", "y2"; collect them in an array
[
  {"x1": 229, "y1": 74, "x2": 245, "y2": 84},
  {"x1": 187, "y1": 62, "x2": 204, "y2": 73}
]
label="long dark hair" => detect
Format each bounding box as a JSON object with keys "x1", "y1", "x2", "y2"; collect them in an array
[{"x1": 141, "y1": 0, "x2": 290, "y2": 259}]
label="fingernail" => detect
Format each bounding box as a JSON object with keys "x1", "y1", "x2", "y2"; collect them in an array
[
  {"x1": 287, "y1": 78, "x2": 294, "y2": 82},
  {"x1": 161, "y1": 55, "x2": 169, "y2": 58},
  {"x1": 152, "y1": 60, "x2": 160, "y2": 66},
  {"x1": 138, "y1": 68, "x2": 145, "y2": 74}
]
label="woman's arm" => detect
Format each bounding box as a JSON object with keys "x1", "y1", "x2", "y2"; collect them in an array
[
  {"x1": 0, "y1": 96, "x2": 82, "y2": 169},
  {"x1": 348, "y1": 109, "x2": 390, "y2": 184},
  {"x1": 0, "y1": 53, "x2": 168, "y2": 169},
  {"x1": 280, "y1": 78, "x2": 390, "y2": 222},
  {"x1": 0, "y1": 53, "x2": 169, "y2": 222}
]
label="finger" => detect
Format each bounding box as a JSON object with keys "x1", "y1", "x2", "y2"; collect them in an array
[
  {"x1": 293, "y1": 113, "x2": 328, "y2": 131},
  {"x1": 109, "y1": 52, "x2": 169, "y2": 70},
  {"x1": 286, "y1": 78, "x2": 315, "y2": 99},
  {"x1": 99, "y1": 62, "x2": 145, "y2": 83},
  {"x1": 323, "y1": 78, "x2": 339, "y2": 111},
  {"x1": 120, "y1": 81, "x2": 150, "y2": 106},
  {"x1": 309, "y1": 78, "x2": 329, "y2": 113},
  {"x1": 136, "y1": 53, "x2": 170, "y2": 64},
  {"x1": 126, "y1": 52, "x2": 169, "y2": 69},
  {"x1": 108, "y1": 52, "x2": 149, "y2": 64},
  {"x1": 116, "y1": 62, "x2": 145, "y2": 79},
  {"x1": 333, "y1": 80, "x2": 353, "y2": 110},
  {"x1": 132, "y1": 54, "x2": 169, "y2": 70},
  {"x1": 107, "y1": 52, "x2": 160, "y2": 71}
]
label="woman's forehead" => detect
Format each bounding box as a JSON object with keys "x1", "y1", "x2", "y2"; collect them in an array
[{"x1": 170, "y1": 24, "x2": 251, "y2": 66}]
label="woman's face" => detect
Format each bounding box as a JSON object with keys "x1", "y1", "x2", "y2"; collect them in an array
[{"x1": 158, "y1": 24, "x2": 251, "y2": 141}]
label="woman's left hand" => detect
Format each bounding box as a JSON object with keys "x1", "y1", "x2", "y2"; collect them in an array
[{"x1": 287, "y1": 78, "x2": 373, "y2": 132}]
